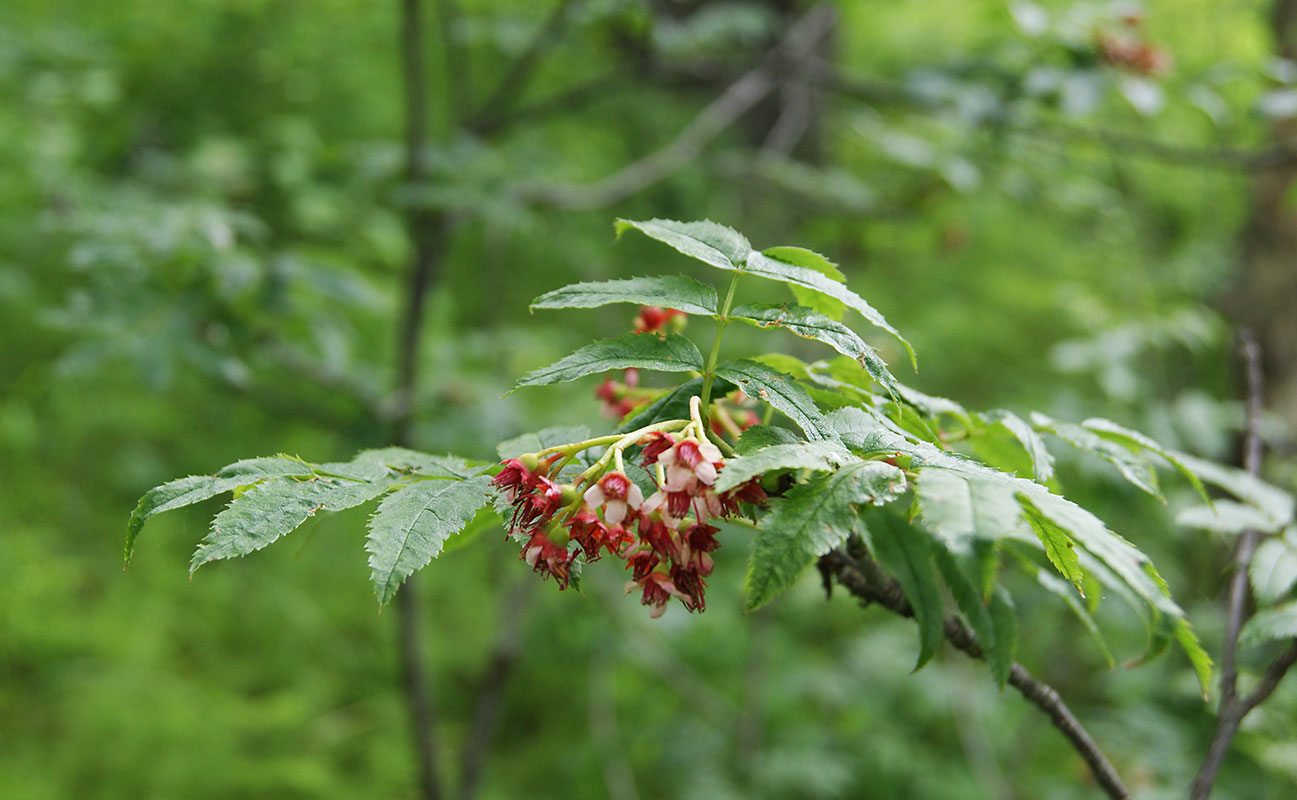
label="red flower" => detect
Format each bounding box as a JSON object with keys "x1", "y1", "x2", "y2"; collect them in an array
[
  {"x1": 629, "y1": 570, "x2": 693, "y2": 618},
  {"x1": 492, "y1": 456, "x2": 542, "y2": 503},
  {"x1": 521, "y1": 527, "x2": 577, "y2": 588},
  {"x1": 638, "y1": 431, "x2": 676, "y2": 467},
  {"x1": 669, "y1": 563, "x2": 707, "y2": 612},
  {"x1": 582, "y1": 471, "x2": 644, "y2": 527}
]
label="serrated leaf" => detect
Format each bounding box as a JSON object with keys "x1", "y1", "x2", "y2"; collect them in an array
[
  {"x1": 730, "y1": 303, "x2": 897, "y2": 397},
  {"x1": 715, "y1": 440, "x2": 855, "y2": 493},
  {"x1": 353, "y1": 448, "x2": 484, "y2": 478},
  {"x1": 1240, "y1": 599, "x2": 1297, "y2": 647},
  {"x1": 530, "y1": 274, "x2": 718, "y2": 316},
  {"x1": 765, "y1": 246, "x2": 848, "y2": 320},
  {"x1": 987, "y1": 587, "x2": 1018, "y2": 684},
  {"x1": 1018, "y1": 493, "x2": 1087, "y2": 595},
  {"x1": 1173, "y1": 451, "x2": 1295, "y2": 530},
  {"x1": 743, "y1": 461, "x2": 907, "y2": 610},
  {"x1": 734, "y1": 424, "x2": 802, "y2": 454},
  {"x1": 824, "y1": 406, "x2": 916, "y2": 454},
  {"x1": 615, "y1": 218, "x2": 751, "y2": 270},
  {"x1": 1034, "y1": 416, "x2": 1162, "y2": 499},
  {"x1": 867, "y1": 510, "x2": 945, "y2": 670},
  {"x1": 1176, "y1": 500, "x2": 1285, "y2": 535},
  {"x1": 895, "y1": 384, "x2": 971, "y2": 426},
  {"x1": 615, "y1": 376, "x2": 734, "y2": 433},
  {"x1": 1020, "y1": 485, "x2": 1184, "y2": 620},
  {"x1": 746, "y1": 249, "x2": 914, "y2": 367},
  {"x1": 980, "y1": 410, "x2": 1054, "y2": 482},
  {"x1": 513, "y1": 332, "x2": 704, "y2": 390},
  {"x1": 366, "y1": 475, "x2": 494, "y2": 605},
  {"x1": 715, "y1": 359, "x2": 834, "y2": 441},
  {"x1": 126, "y1": 456, "x2": 313, "y2": 562},
  {"x1": 934, "y1": 546, "x2": 1014, "y2": 686},
  {"x1": 1251, "y1": 529, "x2": 1297, "y2": 605},
  {"x1": 1034, "y1": 568, "x2": 1115, "y2": 668},
  {"x1": 1081, "y1": 418, "x2": 1208, "y2": 502},
  {"x1": 190, "y1": 475, "x2": 392, "y2": 573},
  {"x1": 1176, "y1": 618, "x2": 1213, "y2": 697},
  {"x1": 496, "y1": 425, "x2": 592, "y2": 460},
  {"x1": 915, "y1": 467, "x2": 1035, "y2": 555}
]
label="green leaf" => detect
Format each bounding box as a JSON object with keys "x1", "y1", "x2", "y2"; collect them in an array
[
  {"x1": 1173, "y1": 451, "x2": 1295, "y2": 530},
  {"x1": 715, "y1": 359, "x2": 834, "y2": 441},
  {"x1": 1018, "y1": 494, "x2": 1087, "y2": 595},
  {"x1": 126, "y1": 456, "x2": 313, "y2": 562},
  {"x1": 497, "y1": 425, "x2": 592, "y2": 460},
  {"x1": 934, "y1": 546, "x2": 1014, "y2": 686},
  {"x1": 715, "y1": 440, "x2": 855, "y2": 493},
  {"x1": 530, "y1": 274, "x2": 719, "y2": 316},
  {"x1": 1240, "y1": 599, "x2": 1297, "y2": 647},
  {"x1": 366, "y1": 475, "x2": 495, "y2": 605},
  {"x1": 987, "y1": 587, "x2": 1018, "y2": 685},
  {"x1": 914, "y1": 468, "x2": 1035, "y2": 555},
  {"x1": 513, "y1": 332, "x2": 703, "y2": 390},
  {"x1": 734, "y1": 424, "x2": 802, "y2": 455},
  {"x1": 1019, "y1": 486, "x2": 1184, "y2": 620},
  {"x1": 764, "y1": 245, "x2": 848, "y2": 320},
  {"x1": 867, "y1": 511, "x2": 945, "y2": 670},
  {"x1": 1034, "y1": 567, "x2": 1115, "y2": 668},
  {"x1": 1251, "y1": 528, "x2": 1297, "y2": 605},
  {"x1": 730, "y1": 303, "x2": 898, "y2": 397},
  {"x1": 979, "y1": 410, "x2": 1054, "y2": 483},
  {"x1": 615, "y1": 376, "x2": 734, "y2": 433},
  {"x1": 615, "y1": 218, "x2": 751, "y2": 270},
  {"x1": 1176, "y1": 619, "x2": 1214, "y2": 697},
  {"x1": 190, "y1": 475, "x2": 392, "y2": 573},
  {"x1": 353, "y1": 448, "x2": 485, "y2": 478},
  {"x1": 1176, "y1": 500, "x2": 1286, "y2": 535},
  {"x1": 743, "y1": 461, "x2": 907, "y2": 611},
  {"x1": 1080, "y1": 418, "x2": 1209, "y2": 502},
  {"x1": 895, "y1": 384, "x2": 971, "y2": 427},
  {"x1": 1033, "y1": 415, "x2": 1161, "y2": 499},
  {"x1": 747, "y1": 249, "x2": 915, "y2": 367}
]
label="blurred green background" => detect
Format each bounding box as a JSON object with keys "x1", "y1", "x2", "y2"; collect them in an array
[{"x1": 3, "y1": 0, "x2": 1296, "y2": 797}]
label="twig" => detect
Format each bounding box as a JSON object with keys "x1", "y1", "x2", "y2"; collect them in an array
[
  {"x1": 820, "y1": 548, "x2": 1130, "y2": 800},
  {"x1": 812, "y1": 66, "x2": 1297, "y2": 172},
  {"x1": 514, "y1": 4, "x2": 839, "y2": 210},
  {"x1": 458, "y1": 577, "x2": 535, "y2": 800},
  {"x1": 394, "y1": 1, "x2": 447, "y2": 797},
  {"x1": 1189, "y1": 331, "x2": 1294, "y2": 799},
  {"x1": 467, "y1": 0, "x2": 575, "y2": 134},
  {"x1": 588, "y1": 645, "x2": 641, "y2": 800}
]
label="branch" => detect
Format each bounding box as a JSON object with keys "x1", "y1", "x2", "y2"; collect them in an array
[
  {"x1": 1190, "y1": 330, "x2": 1286, "y2": 800},
  {"x1": 812, "y1": 66, "x2": 1297, "y2": 172},
  {"x1": 514, "y1": 4, "x2": 838, "y2": 210},
  {"x1": 458, "y1": 578, "x2": 535, "y2": 800},
  {"x1": 819, "y1": 548, "x2": 1131, "y2": 800},
  {"x1": 467, "y1": 0, "x2": 575, "y2": 135},
  {"x1": 394, "y1": 1, "x2": 449, "y2": 798}
]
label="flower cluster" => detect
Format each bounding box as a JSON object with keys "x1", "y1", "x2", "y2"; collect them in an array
[
  {"x1": 490, "y1": 417, "x2": 768, "y2": 618},
  {"x1": 633, "y1": 305, "x2": 685, "y2": 334},
  {"x1": 1094, "y1": 15, "x2": 1171, "y2": 76}
]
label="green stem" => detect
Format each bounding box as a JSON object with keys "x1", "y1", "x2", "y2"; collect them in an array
[{"x1": 700, "y1": 272, "x2": 741, "y2": 427}]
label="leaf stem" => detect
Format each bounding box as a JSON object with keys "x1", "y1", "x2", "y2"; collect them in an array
[{"x1": 700, "y1": 272, "x2": 742, "y2": 426}]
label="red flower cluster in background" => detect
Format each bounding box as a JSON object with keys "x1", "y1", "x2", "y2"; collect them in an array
[
  {"x1": 491, "y1": 429, "x2": 768, "y2": 617},
  {"x1": 1095, "y1": 14, "x2": 1171, "y2": 76}
]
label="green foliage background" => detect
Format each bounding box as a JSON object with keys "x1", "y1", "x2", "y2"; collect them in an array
[{"x1": 2, "y1": 0, "x2": 1295, "y2": 797}]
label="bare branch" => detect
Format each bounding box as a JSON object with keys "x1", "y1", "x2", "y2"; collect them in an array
[
  {"x1": 819, "y1": 548, "x2": 1131, "y2": 800},
  {"x1": 468, "y1": 0, "x2": 575, "y2": 135},
  {"x1": 812, "y1": 66, "x2": 1297, "y2": 172},
  {"x1": 1191, "y1": 330, "x2": 1274, "y2": 800},
  {"x1": 515, "y1": 4, "x2": 839, "y2": 210},
  {"x1": 458, "y1": 578, "x2": 535, "y2": 800}
]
